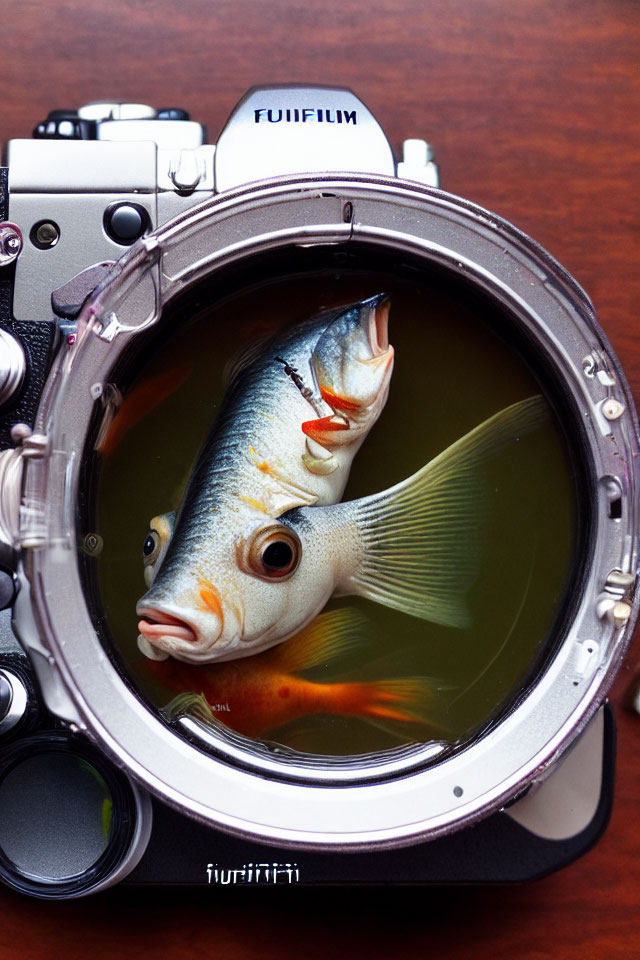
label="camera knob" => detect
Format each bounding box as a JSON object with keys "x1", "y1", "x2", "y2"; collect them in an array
[
  {"x1": 77, "y1": 102, "x2": 157, "y2": 122},
  {"x1": 0, "y1": 330, "x2": 26, "y2": 408},
  {"x1": 0, "y1": 670, "x2": 28, "y2": 735}
]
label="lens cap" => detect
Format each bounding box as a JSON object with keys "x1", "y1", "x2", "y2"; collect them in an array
[{"x1": 0, "y1": 731, "x2": 152, "y2": 898}]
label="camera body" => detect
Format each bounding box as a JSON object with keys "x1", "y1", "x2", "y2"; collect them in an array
[{"x1": 0, "y1": 87, "x2": 636, "y2": 898}]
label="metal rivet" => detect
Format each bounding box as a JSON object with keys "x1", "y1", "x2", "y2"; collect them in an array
[
  {"x1": 0, "y1": 223, "x2": 23, "y2": 265},
  {"x1": 602, "y1": 398, "x2": 624, "y2": 420},
  {"x1": 82, "y1": 532, "x2": 103, "y2": 557},
  {"x1": 30, "y1": 220, "x2": 60, "y2": 249}
]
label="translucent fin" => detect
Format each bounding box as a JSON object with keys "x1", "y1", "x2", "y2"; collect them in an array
[
  {"x1": 359, "y1": 676, "x2": 455, "y2": 739},
  {"x1": 163, "y1": 691, "x2": 215, "y2": 724},
  {"x1": 349, "y1": 395, "x2": 548, "y2": 628},
  {"x1": 271, "y1": 607, "x2": 367, "y2": 674}
]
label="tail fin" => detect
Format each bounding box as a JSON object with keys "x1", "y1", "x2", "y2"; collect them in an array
[
  {"x1": 361, "y1": 676, "x2": 453, "y2": 725},
  {"x1": 347, "y1": 395, "x2": 548, "y2": 628}
]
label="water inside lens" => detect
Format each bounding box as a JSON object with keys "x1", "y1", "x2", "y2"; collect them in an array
[
  {"x1": 0, "y1": 753, "x2": 112, "y2": 881},
  {"x1": 88, "y1": 254, "x2": 581, "y2": 757}
]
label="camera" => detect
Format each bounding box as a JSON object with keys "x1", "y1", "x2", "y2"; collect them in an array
[{"x1": 0, "y1": 86, "x2": 637, "y2": 898}]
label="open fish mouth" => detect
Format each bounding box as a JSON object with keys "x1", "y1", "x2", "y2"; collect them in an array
[{"x1": 366, "y1": 294, "x2": 390, "y2": 356}]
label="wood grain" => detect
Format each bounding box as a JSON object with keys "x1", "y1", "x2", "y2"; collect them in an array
[{"x1": 0, "y1": 0, "x2": 639, "y2": 956}]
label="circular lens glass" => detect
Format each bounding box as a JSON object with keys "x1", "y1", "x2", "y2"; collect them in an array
[
  {"x1": 0, "y1": 733, "x2": 147, "y2": 897},
  {"x1": 80, "y1": 244, "x2": 586, "y2": 764},
  {"x1": 0, "y1": 751, "x2": 112, "y2": 881}
]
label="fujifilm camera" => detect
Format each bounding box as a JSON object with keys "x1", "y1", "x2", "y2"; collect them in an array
[{"x1": 0, "y1": 86, "x2": 637, "y2": 898}]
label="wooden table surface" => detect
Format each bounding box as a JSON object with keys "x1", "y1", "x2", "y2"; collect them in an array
[{"x1": 0, "y1": 1, "x2": 639, "y2": 957}]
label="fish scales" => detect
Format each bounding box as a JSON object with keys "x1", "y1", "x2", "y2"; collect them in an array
[
  {"x1": 160, "y1": 330, "x2": 328, "y2": 579},
  {"x1": 140, "y1": 293, "x2": 513, "y2": 666},
  {"x1": 137, "y1": 297, "x2": 547, "y2": 668}
]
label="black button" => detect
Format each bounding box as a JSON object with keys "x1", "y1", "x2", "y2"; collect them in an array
[
  {"x1": 104, "y1": 203, "x2": 149, "y2": 245},
  {"x1": 0, "y1": 570, "x2": 15, "y2": 611},
  {"x1": 32, "y1": 115, "x2": 96, "y2": 140},
  {"x1": 157, "y1": 108, "x2": 190, "y2": 121},
  {"x1": 0, "y1": 675, "x2": 11, "y2": 722}
]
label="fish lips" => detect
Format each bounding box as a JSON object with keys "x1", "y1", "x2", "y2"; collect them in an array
[
  {"x1": 314, "y1": 294, "x2": 394, "y2": 415},
  {"x1": 136, "y1": 606, "x2": 222, "y2": 662}
]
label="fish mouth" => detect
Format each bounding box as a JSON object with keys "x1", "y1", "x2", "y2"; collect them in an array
[
  {"x1": 365, "y1": 294, "x2": 390, "y2": 356},
  {"x1": 136, "y1": 599, "x2": 225, "y2": 663},
  {"x1": 138, "y1": 611, "x2": 198, "y2": 647}
]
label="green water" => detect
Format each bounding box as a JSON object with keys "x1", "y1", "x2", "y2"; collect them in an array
[{"x1": 92, "y1": 264, "x2": 579, "y2": 756}]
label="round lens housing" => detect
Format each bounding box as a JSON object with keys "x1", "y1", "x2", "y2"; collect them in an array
[
  {"x1": 0, "y1": 732, "x2": 151, "y2": 898},
  {"x1": 16, "y1": 175, "x2": 639, "y2": 850}
]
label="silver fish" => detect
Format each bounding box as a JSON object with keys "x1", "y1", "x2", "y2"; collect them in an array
[
  {"x1": 137, "y1": 294, "x2": 395, "y2": 661},
  {"x1": 137, "y1": 314, "x2": 547, "y2": 664}
]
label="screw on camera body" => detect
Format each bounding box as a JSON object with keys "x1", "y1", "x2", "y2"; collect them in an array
[
  {"x1": 82, "y1": 533, "x2": 103, "y2": 557},
  {"x1": 29, "y1": 220, "x2": 60, "y2": 249},
  {"x1": 0, "y1": 223, "x2": 23, "y2": 265}
]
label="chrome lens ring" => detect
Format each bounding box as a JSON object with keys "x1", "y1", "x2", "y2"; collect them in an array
[
  {"x1": 16, "y1": 175, "x2": 639, "y2": 849},
  {"x1": 0, "y1": 731, "x2": 152, "y2": 898}
]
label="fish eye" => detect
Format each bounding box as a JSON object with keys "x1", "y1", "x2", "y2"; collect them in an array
[
  {"x1": 262, "y1": 540, "x2": 294, "y2": 571},
  {"x1": 142, "y1": 530, "x2": 161, "y2": 566},
  {"x1": 244, "y1": 525, "x2": 301, "y2": 581}
]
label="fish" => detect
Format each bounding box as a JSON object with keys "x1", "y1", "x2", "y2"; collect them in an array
[
  {"x1": 137, "y1": 293, "x2": 395, "y2": 661},
  {"x1": 142, "y1": 609, "x2": 448, "y2": 739},
  {"x1": 137, "y1": 334, "x2": 548, "y2": 667}
]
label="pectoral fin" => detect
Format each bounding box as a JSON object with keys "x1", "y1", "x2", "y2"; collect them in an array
[
  {"x1": 163, "y1": 692, "x2": 215, "y2": 724},
  {"x1": 343, "y1": 395, "x2": 548, "y2": 628},
  {"x1": 270, "y1": 607, "x2": 367, "y2": 674}
]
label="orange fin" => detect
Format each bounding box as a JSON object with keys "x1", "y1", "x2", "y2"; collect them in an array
[
  {"x1": 360, "y1": 677, "x2": 455, "y2": 735},
  {"x1": 270, "y1": 608, "x2": 367, "y2": 674},
  {"x1": 319, "y1": 385, "x2": 362, "y2": 414},
  {"x1": 301, "y1": 414, "x2": 349, "y2": 445}
]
